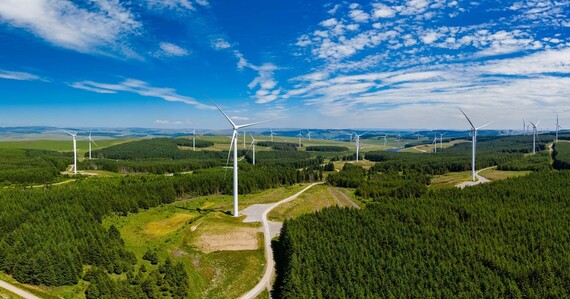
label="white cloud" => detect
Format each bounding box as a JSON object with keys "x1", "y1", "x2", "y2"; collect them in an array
[
  {"x1": 372, "y1": 3, "x2": 396, "y2": 18},
  {"x1": 231, "y1": 116, "x2": 249, "y2": 121},
  {"x1": 211, "y1": 38, "x2": 231, "y2": 49},
  {"x1": 146, "y1": 0, "x2": 208, "y2": 11},
  {"x1": 0, "y1": 0, "x2": 141, "y2": 56},
  {"x1": 327, "y1": 4, "x2": 340, "y2": 14},
  {"x1": 421, "y1": 31, "x2": 441, "y2": 44},
  {"x1": 158, "y1": 42, "x2": 189, "y2": 57},
  {"x1": 70, "y1": 78, "x2": 211, "y2": 109},
  {"x1": 320, "y1": 18, "x2": 338, "y2": 27},
  {"x1": 154, "y1": 119, "x2": 170, "y2": 124},
  {"x1": 349, "y1": 9, "x2": 370, "y2": 23},
  {"x1": 0, "y1": 70, "x2": 42, "y2": 81}
]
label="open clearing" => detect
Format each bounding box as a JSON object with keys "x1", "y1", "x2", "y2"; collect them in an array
[
  {"x1": 268, "y1": 185, "x2": 360, "y2": 222},
  {"x1": 430, "y1": 171, "x2": 474, "y2": 189},
  {"x1": 478, "y1": 168, "x2": 532, "y2": 180},
  {"x1": 144, "y1": 213, "x2": 197, "y2": 237}
]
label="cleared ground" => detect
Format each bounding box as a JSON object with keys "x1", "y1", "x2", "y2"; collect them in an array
[
  {"x1": 268, "y1": 185, "x2": 360, "y2": 222},
  {"x1": 478, "y1": 169, "x2": 532, "y2": 181},
  {"x1": 429, "y1": 171, "x2": 475, "y2": 189}
]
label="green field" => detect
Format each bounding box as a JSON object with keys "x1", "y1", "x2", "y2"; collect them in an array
[
  {"x1": 479, "y1": 168, "x2": 532, "y2": 181},
  {"x1": 268, "y1": 185, "x2": 360, "y2": 222},
  {"x1": 429, "y1": 171, "x2": 474, "y2": 189},
  {"x1": 0, "y1": 139, "x2": 135, "y2": 157}
]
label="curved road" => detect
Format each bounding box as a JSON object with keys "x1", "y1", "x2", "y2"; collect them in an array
[
  {"x1": 238, "y1": 182, "x2": 323, "y2": 299},
  {"x1": 455, "y1": 166, "x2": 494, "y2": 189},
  {"x1": 0, "y1": 280, "x2": 40, "y2": 299}
]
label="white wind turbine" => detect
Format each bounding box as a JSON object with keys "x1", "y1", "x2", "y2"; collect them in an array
[
  {"x1": 529, "y1": 119, "x2": 541, "y2": 154},
  {"x1": 297, "y1": 131, "x2": 303, "y2": 147},
  {"x1": 192, "y1": 129, "x2": 197, "y2": 151},
  {"x1": 87, "y1": 131, "x2": 98, "y2": 160},
  {"x1": 555, "y1": 115, "x2": 561, "y2": 143},
  {"x1": 459, "y1": 108, "x2": 493, "y2": 182},
  {"x1": 248, "y1": 133, "x2": 257, "y2": 165},
  {"x1": 439, "y1": 132, "x2": 446, "y2": 149},
  {"x1": 209, "y1": 98, "x2": 276, "y2": 217},
  {"x1": 269, "y1": 129, "x2": 275, "y2": 142},
  {"x1": 63, "y1": 130, "x2": 79, "y2": 174},
  {"x1": 432, "y1": 134, "x2": 438, "y2": 153},
  {"x1": 383, "y1": 134, "x2": 388, "y2": 147},
  {"x1": 354, "y1": 132, "x2": 368, "y2": 162},
  {"x1": 306, "y1": 129, "x2": 312, "y2": 141}
]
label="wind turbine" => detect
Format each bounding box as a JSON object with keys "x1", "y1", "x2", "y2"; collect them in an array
[
  {"x1": 63, "y1": 130, "x2": 79, "y2": 174},
  {"x1": 432, "y1": 134, "x2": 438, "y2": 153},
  {"x1": 529, "y1": 119, "x2": 541, "y2": 154},
  {"x1": 383, "y1": 134, "x2": 388, "y2": 147},
  {"x1": 306, "y1": 129, "x2": 312, "y2": 141},
  {"x1": 248, "y1": 133, "x2": 257, "y2": 165},
  {"x1": 269, "y1": 129, "x2": 275, "y2": 142},
  {"x1": 209, "y1": 98, "x2": 277, "y2": 217},
  {"x1": 354, "y1": 132, "x2": 368, "y2": 162},
  {"x1": 522, "y1": 119, "x2": 526, "y2": 136},
  {"x1": 297, "y1": 131, "x2": 303, "y2": 147},
  {"x1": 556, "y1": 115, "x2": 561, "y2": 143},
  {"x1": 87, "y1": 131, "x2": 98, "y2": 160},
  {"x1": 459, "y1": 108, "x2": 493, "y2": 182},
  {"x1": 192, "y1": 129, "x2": 197, "y2": 151},
  {"x1": 439, "y1": 132, "x2": 446, "y2": 149}
]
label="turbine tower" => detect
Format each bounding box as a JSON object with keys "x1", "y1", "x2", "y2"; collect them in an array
[
  {"x1": 383, "y1": 134, "x2": 388, "y2": 147},
  {"x1": 269, "y1": 129, "x2": 275, "y2": 142},
  {"x1": 297, "y1": 131, "x2": 303, "y2": 147},
  {"x1": 306, "y1": 129, "x2": 312, "y2": 141},
  {"x1": 209, "y1": 98, "x2": 275, "y2": 217},
  {"x1": 63, "y1": 130, "x2": 79, "y2": 174},
  {"x1": 529, "y1": 119, "x2": 540, "y2": 154},
  {"x1": 87, "y1": 131, "x2": 98, "y2": 160},
  {"x1": 432, "y1": 134, "x2": 438, "y2": 153},
  {"x1": 192, "y1": 129, "x2": 197, "y2": 151},
  {"x1": 248, "y1": 133, "x2": 257, "y2": 166},
  {"x1": 459, "y1": 108, "x2": 492, "y2": 182},
  {"x1": 439, "y1": 132, "x2": 446, "y2": 149},
  {"x1": 354, "y1": 132, "x2": 368, "y2": 162},
  {"x1": 556, "y1": 115, "x2": 561, "y2": 143},
  {"x1": 522, "y1": 119, "x2": 526, "y2": 136}
]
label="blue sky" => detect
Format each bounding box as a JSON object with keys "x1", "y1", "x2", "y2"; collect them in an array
[{"x1": 0, "y1": 0, "x2": 569, "y2": 130}]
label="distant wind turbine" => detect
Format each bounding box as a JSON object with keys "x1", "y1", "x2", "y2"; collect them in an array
[
  {"x1": 209, "y1": 98, "x2": 277, "y2": 217},
  {"x1": 556, "y1": 115, "x2": 561, "y2": 143},
  {"x1": 269, "y1": 129, "x2": 275, "y2": 142},
  {"x1": 306, "y1": 129, "x2": 312, "y2": 141},
  {"x1": 383, "y1": 134, "x2": 388, "y2": 147},
  {"x1": 439, "y1": 132, "x2": 446, "y2": 149},
  {"x1": 529, "y1": 119, "x2": 541, "y2": 154},
  {"x1": 192, "y1": 129, "x2": 197, "y2": 151},
  {"x1": 297, "y1": 131, "x2": 303, "y2": 147},
  {"x1": 63, "y1": 130, "x2": 79, "y2": 174},
  {"x1": 248, "y1": 133, "x2": 257, "y2": 165},
  {"x1": 460, "y1": 108, "x2": 493, "y2": 182},
  {"x1": 87, "y1": 131, "x2": 98, "y2": 160},
  {"x1": 522, "y1": 119, "x2": 526, "y2": 136},
  {"x1": 354, "y1": 132, "x2": 368, "y2": 162},
  {"x1": 432, "y1": 134, "x2": 438, "y2": 153}
]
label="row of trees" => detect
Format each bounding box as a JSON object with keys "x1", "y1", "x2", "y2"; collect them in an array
[
  {"x1": 274, "y1": 171, "x2": 570, "y2": 298},
  {"x1": 89, "y1": 138, "x2": 215, "y2": 160},
  {"x1": 552, "y1": 142, "x2": 570, "y2": 169}
]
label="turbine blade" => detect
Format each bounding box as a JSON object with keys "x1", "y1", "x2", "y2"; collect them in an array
[
  {"x1": 476, "y1": 121, "x2": 494, "y2": 130},
  {"x1": 224, "y1": 132, "x2": 236, "y2": 179},
  {"x1": 91, "y1": 140, "x2": 99, "y2": 148},
  {"x1": 236, "y1": 117, "x2": 286, "y2": 129},
  {"x1": 529, "y1": 121, "x2": 536, "y2": 128},
  {"x1": 206, "y1": 96, "x2": 237, "y2": 128},
  {"x1": 536, "y1": 119, "x2": 541, "y2": 127},
  {"x1": 459, "y1": 108, "x2": 476, "y2": 129}
]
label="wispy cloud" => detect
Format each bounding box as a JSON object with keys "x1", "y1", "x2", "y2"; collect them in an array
[
  {"x1": 211, "y1": 38, "x2": 231, "y2": 50},
  {"x1": 158, "y1": 42, "x2": 190, "y2": 57},
  {"x1": 70, "y1": 79, "x2": 211, "y2": 109},
  {"x1": 0, "y1": 69, "x2": 43, "y2": 81},
  {"x1": 146, "y1": 0, "x2": 208, "y2": 11},
  {"x1": 0, "y1": 0, "x2": 141, "y2": 57}
]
